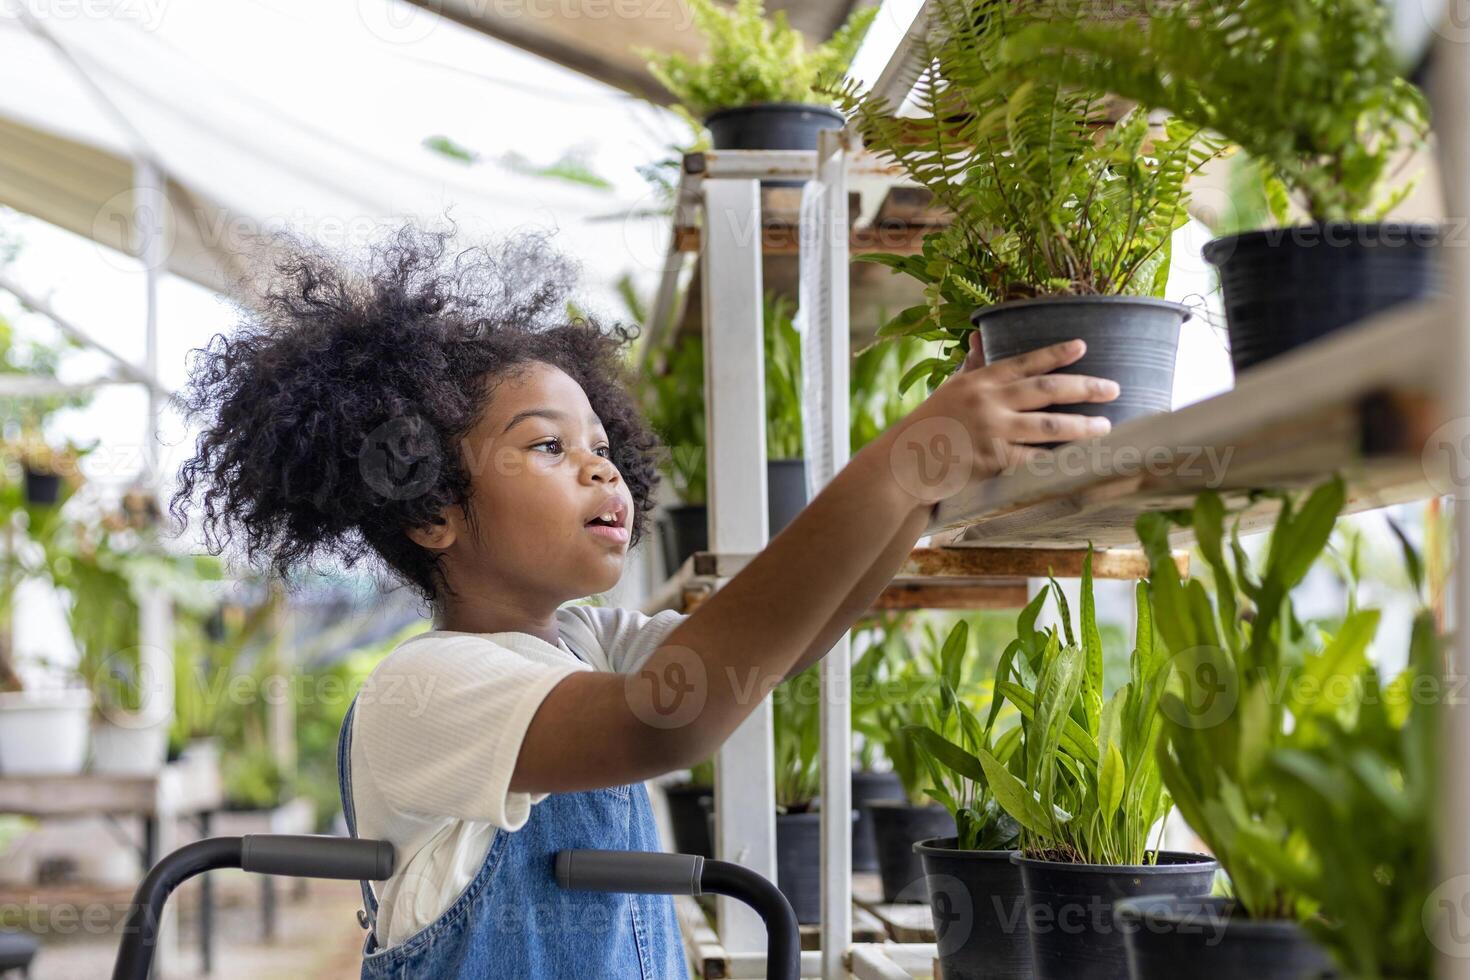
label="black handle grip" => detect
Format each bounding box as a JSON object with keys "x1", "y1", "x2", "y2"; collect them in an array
[
  {"x1": 241, "y1": 835, "x2": 395, "y2": 881},
  {"x1": 556, "y1": 850, "x2": 704, "y2": 896}
]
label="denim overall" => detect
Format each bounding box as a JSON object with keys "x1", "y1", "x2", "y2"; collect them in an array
[{"x1": 335, "y1": 641, "x2": 689, "y2": 978}]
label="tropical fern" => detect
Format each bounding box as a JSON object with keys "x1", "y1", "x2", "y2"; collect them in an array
[
  {"x1": 834, "y1": 0, "x2": 1225, "y2": 393},
  {"x1": 641, "y1": 0, "x2": 877, "y2": 121},
  {"x1": 1001, "y1": 0, "x2": 1429, "y2": 223}
]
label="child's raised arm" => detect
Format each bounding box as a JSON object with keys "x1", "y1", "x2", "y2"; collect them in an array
[{"x1": 511, "y1": 338, "x2": 1119, "y2": 794}]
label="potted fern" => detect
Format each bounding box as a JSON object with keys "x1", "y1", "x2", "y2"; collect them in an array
[
  {"x1": 642, "y1": 0, "x2": 876, "y2": 164},
  {"x1": 838, "y1": 0, "x2": 1224, "y2": 426},
  {"x1": 1003, "y1": 0, "x2": 1435, "y2": 374},
  {"x1": 1121, "y1": 481, "x2": 1351, "y2": 977},
  {"x1": 964, "y1": 551, "x2": 1216, "y2": 980}
]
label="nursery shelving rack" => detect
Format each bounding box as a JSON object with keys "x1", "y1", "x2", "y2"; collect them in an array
[{"x1": 644, "y1": 6, "x2": 1470, "y2": 978}]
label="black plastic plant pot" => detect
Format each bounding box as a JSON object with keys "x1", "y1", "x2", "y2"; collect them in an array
[
  {"x1": 776, "y1": 811, "x2": 823, "y2": 924},
  {"x1": 773, "y1": 809, "x2": 859, "y2": 923},
  {"x1": 1203, "y1": 222, "x2": 1441, "y2": 376},
  {"x1": 972, "y1": 296, "x2": 1188, "y2": 436},
  {"x1": 664, "y1": 781, "x2": 714, "y2": 858},
  {"x1": 1115, "y1": 895, "x2": 1336, "y2": 980},
  {"x1": 22, "y1": 468, "x2": 61, "y2": 505},
  {"x1": 852, "y1": 770, "x2": 904, "y2": 874},
  {"x1": 913, "y1": 839, "x2": 1033, "y2": 980},
  {"x1": 704, "y1": 103, "x2": 846, "y2": 186},
  {"x1": 1013, "y1": 851, "x2": 1219, "y2": 980},
  {"x1": 658, "y1": 504, "x2": 707, "y2": 575},
  {"x1": 869, "y1": 802, "x2": 957, "y2": 903},
  {"x1": 767, "y1": 459, "x2": 808, "y2": 536}
]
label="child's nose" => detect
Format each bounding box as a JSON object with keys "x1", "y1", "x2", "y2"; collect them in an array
[{"x1": 584, "y1": 453, "x2": 619, "y2": 484}]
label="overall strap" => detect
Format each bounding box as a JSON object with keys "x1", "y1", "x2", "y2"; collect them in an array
[{"x1": 337, "y1": 695, "x2": 382, "y2": 940}]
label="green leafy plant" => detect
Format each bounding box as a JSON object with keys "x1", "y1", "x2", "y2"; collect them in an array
[
  {"x1": 764, "y1": 292, "x2": 804, "y2": 459},
  {"x1": 641, "y1": 0, "x2": 877, "y2": 122},
  {"x1": 639, "y1": 333, "x2": 708, "y2": 505},
  {"x1": 688, "y1": 757, "x2": 715, "y2": 786},
  {"x1": 835, "y1": 0, "x2": 1225, "y2": 391},
  {"x1": 1001, "y1": 0, "x2": 1430, "y2": 223},
  {"x1": 850, "y1": 334, "x2": 941, "y2": 451},
  {"x1": 1262, "y1": 601, "x2": 1439, "y2": 979},
  {"x1": 1137, "y1": 476, "x2": 1358, "y2": 918},
  {"x1": 1259, "y1": 520, "x2": 1438, "y2": 979},
  {"x1": 966, "y1": 549, "x2": 1174, "y2": 864},
  {"x1": 895, "y1": 620, "x2": 1022, "y2": 851},
  {"x1": 850, "y1": 612, "x2": 905, "y2": 774},
  {"x1": 772, "y1": 663, "x2": 822, "y2": 811}
]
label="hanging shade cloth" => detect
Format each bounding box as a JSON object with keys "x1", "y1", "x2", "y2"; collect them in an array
[{"x1": 0, "y1": 1, "x2": 675, "y2": 305}]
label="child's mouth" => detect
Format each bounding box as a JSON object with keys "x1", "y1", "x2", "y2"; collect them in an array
[
  {"x1": 584, "y1": 506, "x2": 629, "y2": 546},
  {"x1": 584, "y1": 521, "x2": 630, "y2": 545}
]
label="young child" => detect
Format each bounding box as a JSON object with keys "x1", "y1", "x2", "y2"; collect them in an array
[{"x1": 171, "y1": 224, "x2": 1116, "y2": 978}]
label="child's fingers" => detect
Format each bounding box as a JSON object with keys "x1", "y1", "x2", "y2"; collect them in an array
[
  {"x1": 1005, "y1": 410, "x2": 1111, "y2": 445},
  {"x1": 1004, "y1": 374, "x2": 1120, "y2": 412},
  {"x1": 985, "y1": 339, "x2": 1087, "y2": 382},
  {"x1": 959, "y1": 331, "x2": 987, "y2": 373}
]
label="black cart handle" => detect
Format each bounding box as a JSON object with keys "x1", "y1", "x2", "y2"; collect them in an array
[
  {"x1": 112, "y1": 834, "x2": 395, "y2": 980},
  {"x1": 557, "y1": 850, "x2": 800, "y2": 980},
  {"x1": 243, "y1": 834, "x2": 395, "y2": 880}
]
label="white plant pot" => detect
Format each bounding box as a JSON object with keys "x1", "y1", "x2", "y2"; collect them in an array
[
  {"x1": 90, "y1": 717, "x2": 170, "y2": 775},
  {"x1": 0, "y1": 689, "x2": 92, "y2": 775}
]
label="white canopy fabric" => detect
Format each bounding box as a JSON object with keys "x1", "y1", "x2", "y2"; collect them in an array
[{"x1": 0, "y1": 0, "x2": 682, "y2": 309}]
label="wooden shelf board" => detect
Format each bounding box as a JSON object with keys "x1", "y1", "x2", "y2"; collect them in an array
[
  {"x1": 857, "y1": 901, "x2": 936, "y2": 944},
  {"x1": 929, "y1": 302, "x2": 1450, "y2": 548},
  {"x1": 674, "y1": 222, "x2": 932, "y2": 256}
]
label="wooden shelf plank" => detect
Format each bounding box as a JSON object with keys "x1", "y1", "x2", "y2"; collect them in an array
[
  {"x1": 928, "y1": 301, "x2": 1450, "y2": 548},
  {"x1": 895, "y1": 547, "x2": 1186, "y2": 580},
  {"x1": 641, "y1": 543, "x2": 1179, "y2": 616},
  {"x1": 673, "y1": 222, "x2": 931, "y2": 256}
]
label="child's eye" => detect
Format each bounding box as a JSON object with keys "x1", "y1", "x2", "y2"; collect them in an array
[
  {"x1": 533, "y1": 439, "x2": 563, "y2": 455},
  {"x1": 595, "y1": 445, "x2": 612, "y2": 459}
]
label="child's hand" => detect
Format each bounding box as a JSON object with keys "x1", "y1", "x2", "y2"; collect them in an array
[{"x1": 885, "y1": 336, "x2": 1119, "y2": 505}]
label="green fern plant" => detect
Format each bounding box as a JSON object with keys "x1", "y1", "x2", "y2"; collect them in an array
[
  {"x1": 641, "y1": 0, "x2": 877, "y2": 123},
  {"x1": 1000, "y1": 0, "x2": 1430, "y2": 224},
  {"x1": 835, "y1": 0, "x2": 1225, "y2": 393}
]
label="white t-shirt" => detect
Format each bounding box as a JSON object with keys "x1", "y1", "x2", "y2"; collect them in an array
[{"x1": 347, "y1": 603, "x2": 689, "y2": 950}]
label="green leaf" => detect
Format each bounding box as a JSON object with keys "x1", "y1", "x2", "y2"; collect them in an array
[
  {"x1": 905, "y1": 725, "x2": 986, "y2": 784},
  {"x1": 1098, "y1": 740, "x2": 1126, "y2": 832},
  {"x1": 977, "y1": 747, "x2": 1055, "y2": 838},
  {"x1": 1080, "y1": 544, "x2": 1104, "y2": 732}
]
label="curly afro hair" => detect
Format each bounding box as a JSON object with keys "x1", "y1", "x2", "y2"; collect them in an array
[{"x1": 171, "y1": 222, "x2": 663, "y2": 602}]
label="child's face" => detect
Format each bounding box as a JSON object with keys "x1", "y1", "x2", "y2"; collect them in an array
[{"x1": 416, "y1": 361, "x2": 634, "y2": 606}]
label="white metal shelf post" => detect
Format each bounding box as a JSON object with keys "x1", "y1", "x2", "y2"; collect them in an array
[
  {"x1": 1436, "y1": 11, "x2": 1470, "y2": 978},
  {"x1": 809, "y1": 128, "x2": 856, "y2": 979},
  {"x1": 701, "y1": 174, "x2": 779, "y2": 953}
]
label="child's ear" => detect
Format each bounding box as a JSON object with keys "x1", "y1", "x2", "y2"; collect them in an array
[{"x1": 406, "y1": 515, "x2": 457, "y2": 551}]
